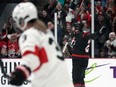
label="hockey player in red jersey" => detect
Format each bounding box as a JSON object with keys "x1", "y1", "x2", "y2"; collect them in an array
[{"x1": 9, "y1": 2, "x2": 74, "y2": 87}]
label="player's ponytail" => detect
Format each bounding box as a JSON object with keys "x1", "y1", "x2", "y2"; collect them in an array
[{"x1": 28, "y1": 19, "x2": 47, "y2": 33}]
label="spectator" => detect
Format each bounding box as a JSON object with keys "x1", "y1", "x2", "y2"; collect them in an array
[
  {"x1": 7, "y1": 17, "x2": 16, "y2": 34},
  {"x1": 40, "y1": 9, "x2": 52, "y2": 25},
  {"x1": 65, "y1": 23, "x2": 72, "y2": 35},
  {"x1": 64, "y1": 2, "x2": 70, "y2": 14},
  {"x1": 1, "y1": 23, "x2": 8, "y2": 42},
  {"x1": 7, "y1": 33, "x2": 21, "y2": 58},
  {"x1": 0, "y1": 41, "x2": 7, "y2": 58},
  {"x1": 2, "y1": 0, "x2": 114, "y2": 59},
  {"x1": 82, "y1": 20, "x2": 90, "y2": 32},
  {"x1": 112, "y1": 16, "x2": 116, "y2": 33},
  {"x1": 58, "y1": 0, "x2": 65, "y2": 6},
  {"x1": 43, "y1": 0, "x2": 57, "y2": 14},
  {"x1": 94, "y1": 0, "x2": 116, "y2": 57},
  {"x1": 107, "y1": 0, "x2": 115, "y2": 7},
  {"x1": 106, "y1": 7, "x2": 116, "y2": 21},
  {"x1": 99, "y1": 48, "x2": 108, "y2": 58},
  {"x1": 94, "y1": 13, "x2": 111, "y2": 57},
  {"x1": 65, "y1": 7, "x2": 75, "y2": 24},
  {"x1": 104, "y1": 32, "x2": 116, "y2": 58},
  {"x1": 47, "y1": 20, "x2": 64, "y2": 48},
  {"x1": 52, "y1": 2, "x2": 67, "y2": 30}
]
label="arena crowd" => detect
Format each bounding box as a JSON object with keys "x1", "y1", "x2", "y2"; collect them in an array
[{"x1": 0, "y1": 0, "x2": 116, "y2": 58}]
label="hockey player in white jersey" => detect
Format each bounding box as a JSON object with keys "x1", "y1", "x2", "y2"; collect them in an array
[{"x1": 9, "y1": 2, "x2": 74, "y2": 87}]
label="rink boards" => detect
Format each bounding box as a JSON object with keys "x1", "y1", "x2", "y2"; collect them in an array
[
  {"x1": 66, "y1": 58, "x2": 116, "y2": 87},
  {"x1": 0, "y1": 58, "x2": 116, "y2": 87}
]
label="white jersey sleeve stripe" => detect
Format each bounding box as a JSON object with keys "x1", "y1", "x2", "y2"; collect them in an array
[{"x1": 33, "y1": 47, "x2": 48, "y2": 72}]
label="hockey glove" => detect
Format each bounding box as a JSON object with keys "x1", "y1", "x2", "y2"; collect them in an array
[{"x1": 9, "y1": 65, "x2": 31, "y2": 86}]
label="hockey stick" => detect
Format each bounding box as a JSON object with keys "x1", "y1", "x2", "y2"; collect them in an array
[
  {"x1": 62, "y1": 42, "x2": 68, "y2": 53},
  {"x1": 99, "y1": 26, "x2": 105, "y2": 33}
]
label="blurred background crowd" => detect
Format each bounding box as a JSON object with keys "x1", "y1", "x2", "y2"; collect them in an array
[{"x1": 0, "y1": 0, "x2": 116, "y2": 58}]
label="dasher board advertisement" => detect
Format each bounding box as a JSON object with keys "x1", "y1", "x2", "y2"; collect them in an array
[
  {"x1": 66, "y1": 58, "x2": 116, "y2": 87},
  {"x1": 0, "y1": 59, "x2": 116, "y2": 87},
  {"x1": 0, "y1": 59, "x2": 32, "y2": 87}
]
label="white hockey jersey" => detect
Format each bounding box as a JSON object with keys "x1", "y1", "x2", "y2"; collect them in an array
[{"x1": 19, "y1": 27, "x2": 74, "y2": 87}]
